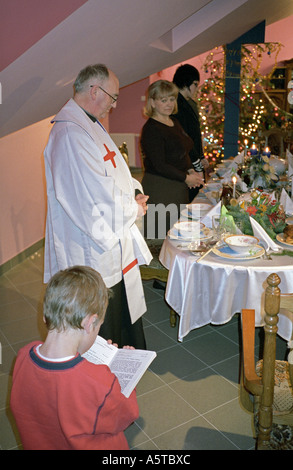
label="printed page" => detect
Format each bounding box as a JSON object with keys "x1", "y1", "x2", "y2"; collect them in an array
[
  {"x1": 109, "y1": 348, "x2": 156, "y2": 398},
  {"x1": 83, "y1": 335, "x2": 156, "y2": 397},
  {"x1": 82, "y1": 335, "x2": 117, "y2": 365}
]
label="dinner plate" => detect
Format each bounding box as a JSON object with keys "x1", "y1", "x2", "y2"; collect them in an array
[
  {"x1": 180, "y1": 208, "x2": 201, "y2": 220},
  {"x1": 276, "y1": 233, "x2": 293, "y2": 247},
  {"x1": 168, "y1": 226, "x2": 213, "y2": 242},
  {"x1": 174, "y1": 221, "x2": 204, "y2": 237},
  {"x1": 212, "y1": 244, "x2": 265, "y2": 260},
  {"x1": 186, "y1": 202, "x2": 212, "y2": 214}
]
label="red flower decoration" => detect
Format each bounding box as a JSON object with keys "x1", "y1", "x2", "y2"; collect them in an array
[
  {"x1": 246, "y1": 205, "x2": 258, "y2": 216},
  {"x1": 268, "y1": 212, "x2": 278, "y2": 227}
]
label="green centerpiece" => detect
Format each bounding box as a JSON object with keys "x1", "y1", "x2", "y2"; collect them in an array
[{"x1": 225, "y1": 190, "x2": 286, "y2": 239}]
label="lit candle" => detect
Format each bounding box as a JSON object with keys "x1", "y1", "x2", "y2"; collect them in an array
[
  {"x1": 250, "y1": 143, "x2": 258, "y2": 156},
  {"x1": 232, "y1": 175, "x2": 237, "y2": 198},
  {"x1": 262, "y1": 147, "x2": 271, "y2": 158},
  {"x1": 244, "y1": 139, "x2": 248, "y2": 156}
]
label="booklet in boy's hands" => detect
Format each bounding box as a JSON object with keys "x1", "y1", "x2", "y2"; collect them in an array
[{"x1": 82, "y1": 335, "x2": 156, "y2": 398}]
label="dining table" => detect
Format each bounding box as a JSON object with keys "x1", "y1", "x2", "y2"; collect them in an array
[{"x1": 159, "y1": 191, "x2": 293, "y2": 343}]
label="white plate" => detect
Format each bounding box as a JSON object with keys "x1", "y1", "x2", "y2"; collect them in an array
[
  {"x1": 169, "y1": 226, "x2": 213, "y2": 242},
  {"x1": 212, "y1": 244, "x2": 265, "y2": 260},
  {"x1": 186, "y1": 203, "x2": 212, "y2": 216},
  {"x1": 181, "y1": 208, "x2": 201, "y2": 220},
  {"x1": 174, "y1": 220, "x2": 204, "y2": 231},
  {"x1": 276, "y1": 233, "x2": 293, "y2": 247}
]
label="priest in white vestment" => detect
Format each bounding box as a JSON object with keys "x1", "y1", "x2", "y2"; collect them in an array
[{"x1": 43, "y1": 64, "x2": 152, "y2": 348}]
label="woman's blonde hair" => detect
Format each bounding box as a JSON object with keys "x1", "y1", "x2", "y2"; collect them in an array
[
  {"x1": 43, "y1": 266, "x2": 109, "y2": 332},
  {"x1": 144, "y1": 80, "x2": 178, "y2": 117}
]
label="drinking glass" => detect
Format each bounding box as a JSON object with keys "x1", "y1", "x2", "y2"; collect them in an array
[{"x1": 212, "y1": 215, "x2": 225, "y2": 240}]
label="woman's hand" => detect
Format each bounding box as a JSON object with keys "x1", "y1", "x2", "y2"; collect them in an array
[
  {"x1": 185, "y1": 171, "x2": 204, "y2": 188},
  {"x1": 201, "y1": 158, "x2": 209, "y2": 169}
]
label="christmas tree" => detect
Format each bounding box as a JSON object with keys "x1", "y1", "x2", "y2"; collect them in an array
[{"x1": 198, "y1": 43, "x2": 292, "y2": 164}]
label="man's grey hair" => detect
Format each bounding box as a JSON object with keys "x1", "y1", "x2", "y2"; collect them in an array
[{"x1": 74, "y1": 64, "x2": 109, "y2": 93}]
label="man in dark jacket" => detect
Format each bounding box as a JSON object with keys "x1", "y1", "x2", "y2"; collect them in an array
[{"x1": 173, "y1": 64, "x2": 209, "y2": 200}]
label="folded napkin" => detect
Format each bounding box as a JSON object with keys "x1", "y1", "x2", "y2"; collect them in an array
[
  {"x1": 236, "y1": 174, "x2": 248, "y2": 193},
  {"x1": 221, "y1": 171, "x2": 248, "y2": 193},
  {"x1": 201, "y1": 201, "x2": 221, "y2": 228},
  {"x1": 249, "y1": 217, "x2": 280, "y2": 251},
  {"x1": 280, "y1": 188, "x2": 293, "y2": 215},
  {"x1": 221, "y1": 164, "x2": 237, "y2": 181},
  {"x1": 220, "y1": 204, "x2": 239, "y2": 234},
  {"x1": 204, "y1": 191, "x2": 219, "y2": 205},
  {"x1": 233, "y1": 150, "x2": 244, "y2": 164}
]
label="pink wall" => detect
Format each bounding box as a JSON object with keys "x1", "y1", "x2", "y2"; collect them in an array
[
  {"x1": 109, "y1": 77, "x2": 150, "y2": 167},
  {"x1": 264, "y1": 15, "x2": 293, "y2": 72},
  {"x1": 109, "y1": 77, "x2": 150, "y2": 134},
  {"x1": 0, "y1": 118, "x2": 52, "y2": 265}
]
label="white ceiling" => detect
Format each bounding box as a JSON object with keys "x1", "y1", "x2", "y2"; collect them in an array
[{"x1": 1, "y1": 0, "x2": 293, "y2": 138}]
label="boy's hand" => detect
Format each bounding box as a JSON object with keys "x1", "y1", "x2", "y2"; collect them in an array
[
  {"x1": 107, "y1": 339, "x2": 118, "y2": 348},
  {"x1": 107, "y1": 339, "x2": 135, "y2": 350}
]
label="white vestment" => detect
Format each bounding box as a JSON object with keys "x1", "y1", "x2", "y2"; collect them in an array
[{"x1": 44, "y1": 99, "x2": 152, "y2": 323}]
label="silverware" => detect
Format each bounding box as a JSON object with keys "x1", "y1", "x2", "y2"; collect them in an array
[
  {"x1": 196, "y1": 240, "x2": 225, "y2": 263},
  {"x1": 261, "y1": 247, "x2": 282, "y2": 260},
  {"x1": 196, "y1": 246, "x2": 214, "y2": 263},
  {"x1": 262, "y1": 250, "x2": 272, "y2": 260}
]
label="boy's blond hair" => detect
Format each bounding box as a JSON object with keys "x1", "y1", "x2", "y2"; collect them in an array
[{"x1": 43, "y1": 266, "x2": 109, "y2": 332}]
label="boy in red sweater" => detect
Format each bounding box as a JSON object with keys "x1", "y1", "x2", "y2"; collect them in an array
[{"x1": 10, "y1": 266, "x2": 139, "y2": 450}]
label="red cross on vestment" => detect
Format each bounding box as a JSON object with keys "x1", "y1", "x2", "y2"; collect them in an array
[{"x1": 103, "y1": 144, "x2": 117, "y2": 168}]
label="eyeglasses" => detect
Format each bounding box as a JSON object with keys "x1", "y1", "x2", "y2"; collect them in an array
[{"x1": 90, "y1": 85, "x2": 118, "y2": 103}]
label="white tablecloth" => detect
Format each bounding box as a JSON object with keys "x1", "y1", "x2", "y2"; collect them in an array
[{"x1": 160, "y1": 232, "x2": 293, "y2": 343}]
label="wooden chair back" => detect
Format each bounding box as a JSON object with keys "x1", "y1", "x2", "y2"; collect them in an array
[{"x1": 242, "y1": 272, "x2": 293, "y2": 449}]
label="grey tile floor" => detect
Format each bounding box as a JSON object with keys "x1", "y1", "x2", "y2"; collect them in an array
[{"x1": 0, "y1": 247, "x2": 287, "y2": 450}]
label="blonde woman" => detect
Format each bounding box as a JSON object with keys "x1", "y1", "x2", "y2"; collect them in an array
[{"x1": 140, "y1": 80, "x2": 203, "y2": 236}]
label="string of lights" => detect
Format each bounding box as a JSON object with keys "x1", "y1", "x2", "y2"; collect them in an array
[{"x1": 197, "y1": 43, "x2": 291, "y2": 164}]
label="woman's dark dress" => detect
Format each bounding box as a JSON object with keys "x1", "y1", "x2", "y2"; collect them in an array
[{"x1": 140, "y1": 117, "x2": 193, "y2": 237}]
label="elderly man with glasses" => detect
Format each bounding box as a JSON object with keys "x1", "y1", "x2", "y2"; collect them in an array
[{"x1": 43, "y1": 64, "x2": 152, "y2": 350}]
